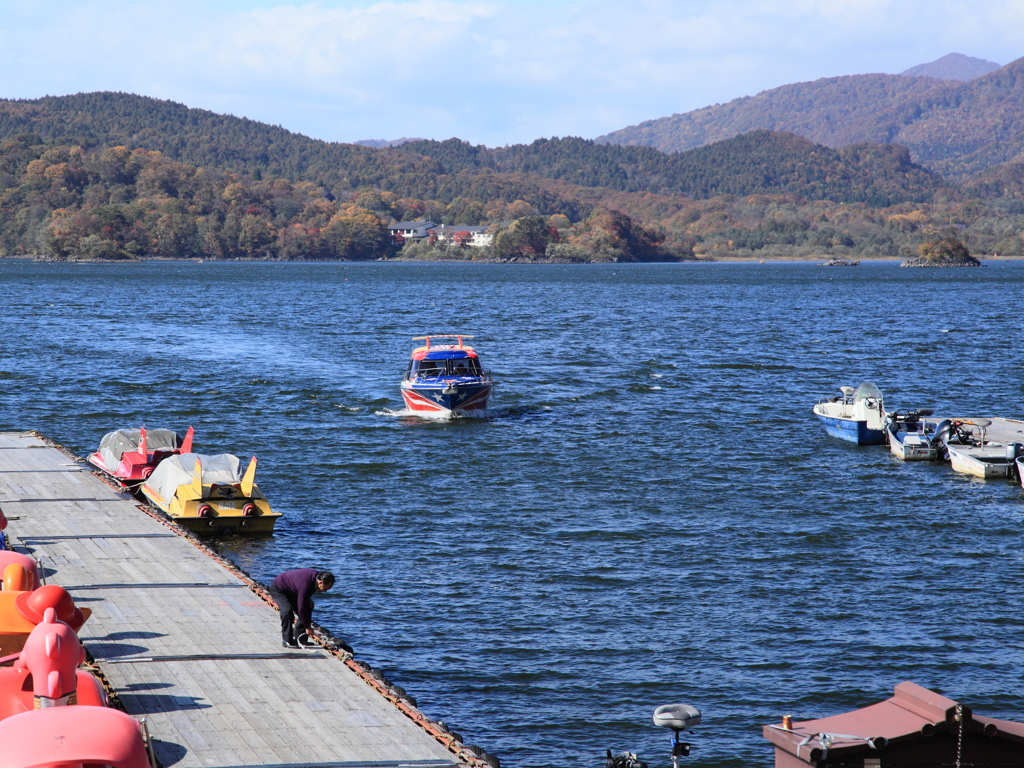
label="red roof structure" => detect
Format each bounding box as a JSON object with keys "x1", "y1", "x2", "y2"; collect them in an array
[{"x1": 763, "y1": 681, "x2": 1024, "y2": 768}]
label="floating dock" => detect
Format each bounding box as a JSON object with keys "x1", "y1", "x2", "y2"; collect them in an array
[
  {"x1": 0, "y1": 432, "x2": 478, "y2": 768},
  {"x1": 938, "y1": 416, "x2": 1024, "y2": 445}
]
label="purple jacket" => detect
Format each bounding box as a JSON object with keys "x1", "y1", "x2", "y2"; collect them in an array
[{"x1": 273, "y1": 568, "x2": 319, "y2": 631}]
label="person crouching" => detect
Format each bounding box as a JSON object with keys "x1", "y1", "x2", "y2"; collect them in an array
[{"x1": 268, "y1": 568, "x2": 335, "y2": 648}]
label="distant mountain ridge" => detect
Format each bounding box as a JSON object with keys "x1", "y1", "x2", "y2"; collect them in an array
[
  {"x1": 355, "y1": 138, "x2": 423, "y2": 148},
  {"x1": 899, "y1": 53, "x2": 1001, "y2": 81},
  {"x1": 597, "y1": 54, "x2": 1024, "y2": 179},
  {"x1": 395, "y1": 132, "x2": 945, "y2": 206},
  {"x1": 0, "y1": 92, "x2": 946, "y2": 207}
]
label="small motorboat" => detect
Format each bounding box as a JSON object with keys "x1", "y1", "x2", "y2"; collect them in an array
[
  {"x1": 88, "y1": 426, "x2": 194, "y2": 485},
  {"x1": 140, "y1": 453, "x2": 281, "y2": 533},
  {"x1": 934, "y1": 418, "x2": 1021, "y2": 479},
  {"x1": 400, "y1": 335, "x2": 493, "y2": 415},
  {"x1": 884, "y1": 408, "x2": 938, "y2": 461},
  {"x1": 812, "y1": 382, "x2": 887, "y2": 445}
]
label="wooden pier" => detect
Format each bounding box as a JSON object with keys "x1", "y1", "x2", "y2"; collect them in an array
[{"x1": 0, "y1": 432, "x2": 472, "y2": 768}]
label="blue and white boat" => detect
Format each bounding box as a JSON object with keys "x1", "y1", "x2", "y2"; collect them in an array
[
  {"x1": 400, "y1": 335, "x2": 493, "y2": 415},
  {"x1": 812, "y1": 382, "x2": 887, "y2": 444}
]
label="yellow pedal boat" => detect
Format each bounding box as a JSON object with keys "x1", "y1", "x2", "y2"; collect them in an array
[{"x1": 140, "y1": 453, "x2": 281, "y2": 534}]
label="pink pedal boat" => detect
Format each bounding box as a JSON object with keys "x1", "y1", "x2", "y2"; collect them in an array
[
  {"x1": 0, "y1": 607, "x2": 153, "y2": 767},
  {"x1": 88, "y1": 426, "x2": 194, "y2": 486}
]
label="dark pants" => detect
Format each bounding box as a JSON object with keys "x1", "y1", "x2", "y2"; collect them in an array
[{"x1": 267, "y1": 584, "x2": 299, "y2": 645}]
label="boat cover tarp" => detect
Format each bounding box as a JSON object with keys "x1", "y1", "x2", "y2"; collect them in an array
[
  {"x1": 145, "y1": 453, "x2": 242, "y2": 504},
  {"x1": 98, "y1": 429, "x2": 180, "y2": 470}
]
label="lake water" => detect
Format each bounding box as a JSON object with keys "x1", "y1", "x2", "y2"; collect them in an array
[{"x1": 2, "y1": 258, "x2": 1023, "y2": 768}]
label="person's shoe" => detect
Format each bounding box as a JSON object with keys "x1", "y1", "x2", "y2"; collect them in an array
[{"x1": 282, "y1": 641, "x2": 299, "y2": 649}]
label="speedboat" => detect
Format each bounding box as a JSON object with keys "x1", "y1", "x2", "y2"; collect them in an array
[
  {"x1": 88, "y1": 426, "x2": 194, "y2": 486},
  {"x1": 812, "y1": 382, "x2": 887, "y2": 445},
  {"x1": 400, "y1": 335, "x2": 493, "y2": 415},
  {"x1": 884, "y1": 408, "x2": 938, "y2": 461},
  {"x1": 934, "y1": 418, "x2": 1021, "y2": 479},
  {"x1": 140, "y1": 453, "x2": 281, "y2": 533}
]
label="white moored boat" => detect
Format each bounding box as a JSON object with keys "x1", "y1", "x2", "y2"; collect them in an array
[
  {"x1": 884, "y1": 409, "x2": 938, "y2": 461},
  {"x1": 812, "y1": 382, "x2": 887, "y2": 445},
  {"x1": 936, "y1": 418, "x2": 1021, "y2": 479}
]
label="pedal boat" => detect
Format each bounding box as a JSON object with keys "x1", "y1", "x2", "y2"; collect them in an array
[
  {"x1": 140, "y1": 453, "x2": 281, "y2": 534},
  {"x1": 0, "y1": 574, "x2": 91, "y2": 657},
  {"x1": 812, "y1": 382, "x2": 887, "y2": 445},
  {"x1": 884, "y1": 408, "x2": 938, "y2": 461},
  {"x1": 0, "y1": 608, "x2": 152, "y2": 768},
  {"x1": 88, "y1": 426, "x2": 194, "y2": 486},
  {"x1": 935, "y1": 418, "x2": 1021, "y2": 479},
  {"x1": 400, "y1": 335, "x2": 492, "y2": 415}
]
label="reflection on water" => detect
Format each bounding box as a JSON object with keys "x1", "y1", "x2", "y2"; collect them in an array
[{"x1": 2, "y1": 259, "x2": 1024, "y2": 768}]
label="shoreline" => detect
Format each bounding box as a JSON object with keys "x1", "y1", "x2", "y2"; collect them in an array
[{"x1": 8, "y1": 255, "x2": 1024, "y2": 265}]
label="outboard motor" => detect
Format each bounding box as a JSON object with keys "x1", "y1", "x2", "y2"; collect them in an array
[
  {"x1": 932, "y1": 419, "x2": 955, "y2": 460},
  {"x1": 605, "y1": 750, "x2": 647, "y2": 768}
]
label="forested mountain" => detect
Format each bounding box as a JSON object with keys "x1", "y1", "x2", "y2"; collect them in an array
[
  {"x1": 0, "y1": 92, "x2": 947, "y2": 206},
  {"x1": 397, "y1": 132, "x2": 946, "y2": 206},
  {"x1": 3, "y1": 91, "x2": 1024, "y2": 263},
  {"x1": 598, "y1": 75, "x2": 943, "y2": 154},
  {"x1": 598, "y1": 55, "x2": 1024, "y2": 179},
  {"x1": 899, "y1": 53, "x2": 1001, "y2": 81}
]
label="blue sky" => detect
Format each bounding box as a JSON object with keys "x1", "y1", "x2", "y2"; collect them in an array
[{"x1": 0, "y1": 0, "x2": 1020, "y2": 147}]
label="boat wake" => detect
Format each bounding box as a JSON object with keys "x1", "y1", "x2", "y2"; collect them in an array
[{"x1": 376, "y1": 407, "x2": 508, "y2": 420}]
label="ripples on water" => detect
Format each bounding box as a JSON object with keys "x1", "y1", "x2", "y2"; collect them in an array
[{"x1": 2, "y1": 259, "x2": 1024, "y2": 768}]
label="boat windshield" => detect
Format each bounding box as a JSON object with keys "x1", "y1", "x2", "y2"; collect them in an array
[
  {"x1": 413, "y1": 357, "x2": 481, "y2": 376},
  {"x1": 451, "y1": 358, "x2": 480, "y2": 375},
  {"x1": 853, "y1": 382, "x2": 883, "y2": 402}
]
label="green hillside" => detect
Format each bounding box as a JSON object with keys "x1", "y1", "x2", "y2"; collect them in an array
[
  {"x1": 598, "y1": 56, "x2": 1024, "y2": 179},
  {"x1": 395, "y1": 132, "x2": 945, "y2": 205},
  {"x1": 3, "y1": 91, "x2": 1024, "y2": 262},
  {"x1": 1, "y1": 92, "x2": 946, "y2": 206}
]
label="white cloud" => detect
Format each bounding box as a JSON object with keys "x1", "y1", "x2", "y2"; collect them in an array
[{"x1": 0, "y1": 0, "x2": 1020, "y2": 146}]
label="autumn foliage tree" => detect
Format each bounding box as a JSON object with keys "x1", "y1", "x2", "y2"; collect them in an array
[
  {"x1": 918, "y1": 228, "x2": 973, "y2": 262},
  {"x1": 0, "y1": 137, "x2": 400, "y2": 260}
]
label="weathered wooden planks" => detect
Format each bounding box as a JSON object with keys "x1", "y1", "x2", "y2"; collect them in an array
[{"x1": 0, "y1": 432, "x2": 462, "y2": 768}]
